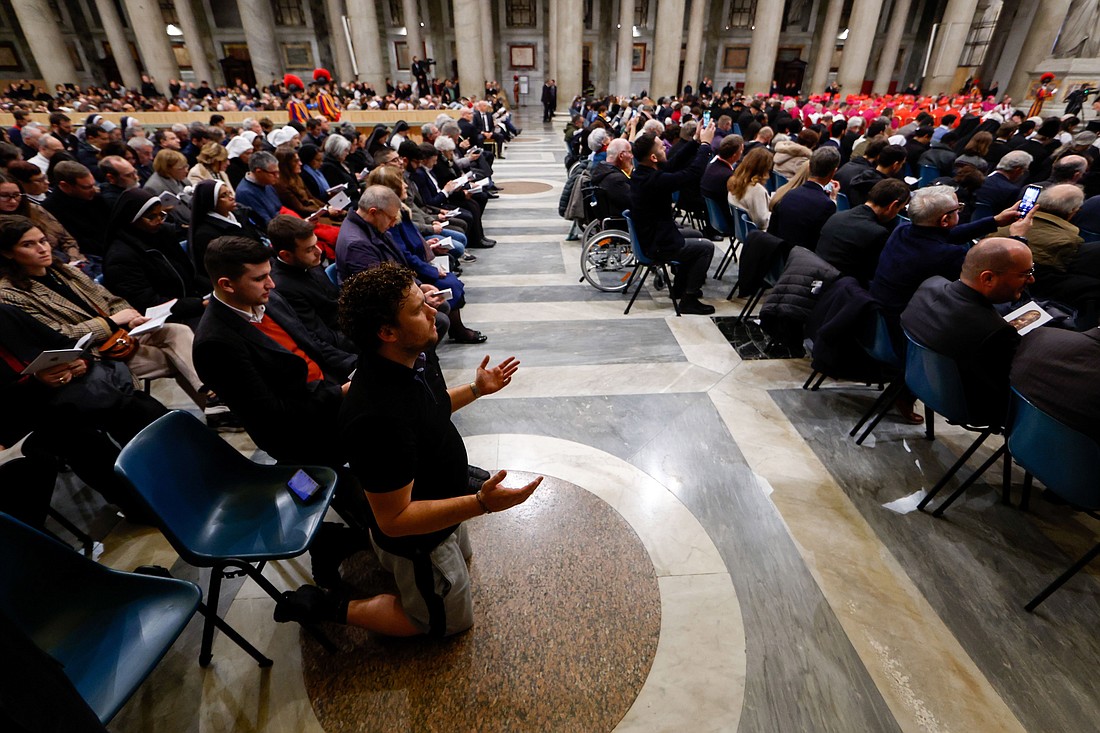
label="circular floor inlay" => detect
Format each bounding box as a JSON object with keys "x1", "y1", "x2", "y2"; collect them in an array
[
  {"x1": 497, "y1": 180, "x2": 554, "y2": 194},
  {"x1": 301, "y1": 473, "x2": 661, "y2": 732}
]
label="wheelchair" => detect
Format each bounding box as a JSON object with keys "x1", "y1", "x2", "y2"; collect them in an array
[{"x1": 577, "y1": 185, "x2": 635, "y2": 292}]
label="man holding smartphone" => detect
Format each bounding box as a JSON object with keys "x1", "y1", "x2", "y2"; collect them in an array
[{"x1": 275, "y1": 263, "x2": 540, "y2": 637}]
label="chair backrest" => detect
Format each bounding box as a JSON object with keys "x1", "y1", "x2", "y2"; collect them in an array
[
  {"x1": 903, "y1": 331, "x2": 973, "y2": 424},
  {"x1": 858, "y1": 309, "x2": 902, "y2": 369},
  {"x1": 0, "y1": 512, "x2": 200, "y2": 723},
  {"x1": 580, "y1": 182, "x2": 602, "y2": 224},
  {"x1": 324, "y1": 262, "x2": 339, "y2": 286},
  {"x1": 732, "y1": 205, "x2": 751, "y2": 242},
  {"x1": 918, "y1": 164, "x2": 940, "y2": 188},
  {"x1": 774, "y1": 171, "x2": 789, "y2": 189},
  {"x1": 835, "y1": 192, "x2": 850, "y2": 211},
  {"x1": 971, "y1": 202, "x2": 994, "y2": 222},
  {"x1": 732, "y1": 122, "x2": 742, "y2": 136},
  {"x1": 741, "y1": 211, "x2": 759, "y2": 237},
  {"x1": 1007, "y1": 389, "x2": 1100, "y2": 509},
  {"x1": 703, "y1": 196, "x2": 734, "y2": 236},
  {"x1": 766, "y1": 171, "x2": 779, "y2": 193},
  {"x1": 621, "y1": 209, "x2": 653, "y2": 265}
]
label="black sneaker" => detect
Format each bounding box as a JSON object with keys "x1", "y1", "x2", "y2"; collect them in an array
[
  {"x1": 679, "y1": 297, "x2": 716, "y2": 315},
  {"x1": 204, "y1": 396, "x2": 245, "y2": 432},
  {"x1": 273, "y1": 585, "x2": 344, "y2": 625},
  {"x1": 462, "y1": 252, "x2": 478, "y2": 262}
]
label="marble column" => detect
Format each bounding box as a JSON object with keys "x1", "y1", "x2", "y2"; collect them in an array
[
  {"x1": 452, "y1": 0, "x2": 484, "y2": 99},
  {"x1": 480, "y1": 0, "x2": 495, "y2": 86},
  {"x1": 615, "y1": 0, "x2": 634, "y2": 96},
  {"x1": 11, "y1": 0, "x2": 81, "y2": 89},
  {"x1": 682, "y1": 0, "x2": 707, "y2": 95},
  {"x1": 173, "y1": 0, "x2": 215, "y2": 85},
  {"x1": 807, "y1": 0, "x2": 843, "y2": 94},
  {"x1": 402, "y1": 0, "x2": 423, "y2": 70},
  {"x1": 872, "y1": 0, "x2": 915, "y2": 94},
  {"x1": 556, "y1": 0, "x2": 583, "y2": 112},
  {"x1": 1006, "y1": 0, "x2": 1074, "y2": 100},
  {"x1": 651, "y1": 0, "x2": 685, "y2": 98},
  {"x1": 326, "y1": 0, "x2": 355, "y2": 81},
  {"x1": 924, "y1": 0, "x2": 979, "y2": 94},
  {"x1": 548, "y1": 0, "x2": 558, "y2": 84},
  {"x1": 745, "y1": 0, "x2": 783, "y2": 95},
  {"x1": 121, "y1": 0, "x2": 180, "y2": 95},
  {"x1": 91, "y1": 0, "x2": 141, "y2": 89},
  {"x1": 236, "y1": 0, "x2": 283, "y2": 87},
  {"x1": 347, "y1": 0, "x2": 385, "y2": 89},
  {"x1": 835, "y1": 0, "x2": 883, "y2": 94}
]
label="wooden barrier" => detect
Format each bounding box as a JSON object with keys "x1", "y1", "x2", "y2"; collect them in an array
[{"x1": 0, "y1": 108, "x2": 460, "y2": 130}]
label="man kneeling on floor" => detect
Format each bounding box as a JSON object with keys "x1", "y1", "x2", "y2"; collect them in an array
[{"x1": 276, "y1": 263, "x2": 542, "y2": 636}]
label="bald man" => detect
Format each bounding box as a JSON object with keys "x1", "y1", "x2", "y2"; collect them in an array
[
  {"x1": 901, "y1": 238, "x2": 1035, "y2": 425},
  {"x1": 590, "y1": 137, "x2": 634, "y2": 216}
]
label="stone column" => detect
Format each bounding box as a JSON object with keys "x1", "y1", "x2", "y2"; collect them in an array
[
  {"x1": 402, "y1": 0, "x2": 423, "y2": 69},
  {"x1": 11, "y1": 0, "x2": 81, "y2": 89},
  {"x1": 173, "y1": 0, "x2": 215, "y2": 85},
  {"x1": 1006, "y1": 0, "x2": 1073, "y2": 101},
  {"x1": 682, "y1": 0, "x2": 707, "y2": 95},
  {"x1": 236, "y1": 0, "x2": 283, "y2": 88},
  {"x1": 91, "y1": 0, "x2": 141, "y2": 89},
  {"x1": 452, "y1": 0, "x2": 484, "y2": 99},
  {"x1": 121, "y1": 0, "x2": 180, "y2": 95},
  {"x1": 480, "y1": 0, "x2": 495, "y2": 86},
  {"x1": 651, "y1": 0, "x2": 685, "y2": 98},
  {"x1": 326, "y1": 0, "x2": 355, "y2": 81},
  {"x1": 745, "y1": 0, "x2": 783, "y2": 95},
  {"x1": 924, "y1": 0, "x2": 979, "y2": 95},
  {"x1": 807, "y1": 0, "x2": 843, "y2": 94},
  {"x1": 556, "y1": 0, "x2": 583, "y2": 113},
  {"x1": 615, "y1": 0, "x2": 634, "y2": 96},
  {"x1": 548, "y1": 0, "x2": 558, "y2": 83},
  {"x1": 347, "y1": 0, "x2": 385, "y2": 90},
  {"x1": 872, "y1": 0, "x2": 915, "y2": 94},
  {"x1": 835, "y1": 0, "x2": 883, "y2": 95}
]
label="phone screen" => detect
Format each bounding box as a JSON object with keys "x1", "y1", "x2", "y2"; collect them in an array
[
  {"x1": 1018, "y1": 185, "x2": 1041, "y2": 218},
  {"x1": 703, "y1": 111, "x2": 712, "y2": 127},
  {"x1": 287, "y1": 469, "x2": 321, "y2": 501}
]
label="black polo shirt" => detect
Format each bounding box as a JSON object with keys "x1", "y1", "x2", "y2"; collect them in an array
[{"x1": 338, "y1": 350, "x2": 468, "y2": 556}]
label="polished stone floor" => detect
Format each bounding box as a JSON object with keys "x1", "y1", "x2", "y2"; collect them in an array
[{"x1": 59, "y1": 115, "x2": 1100, "y2": 732}]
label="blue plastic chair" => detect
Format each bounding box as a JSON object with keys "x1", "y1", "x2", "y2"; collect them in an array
[
  {"x1": 835, "y1": 192, "x2": 850, "y2": 211},
  {"x1": 621, "y1": 209, "x2": 681, "y2": 316},
  {"x1": 1080, "y1": 228, "x2": 1100, "y2": 243},
  {"x1": 725, "y1": 213, "x2": 766, "y2": 306},
  {"x1": 847, "y1": 309, "x2": 907, "y2": 444},
  {"x1": 904, "y1": 332, "x2": 1009, "y2": 515},
  {"x1": 773, "y1": 171, "x2": 789, "y2": 190},
  {"x1": 325, "y1": 262, "x2": 339, "y2": 286},
  {"x1": 918, "y1": 164, "x2": 940, "y2": 188},
  {"x1": 971, "y1": 202, "x2": 994, "y2": 222},
  {"x1": 0, "y1": 512, "x2": 200, "y2": 725},
  {"x1": 115, "y1": 411, "x2": 339, "y2": 667},
  {"x1": 1006, "y1": 390, "x2": 1100, "y2": 610},
  {"x1": 704, "y1": 196, "x2": 739, "y2": 279}
]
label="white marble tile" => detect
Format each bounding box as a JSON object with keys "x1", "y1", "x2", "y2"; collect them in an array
[
  {"x1": 666, "y1": 316, "x2": 742, "y2": 375},
  {"x1": 461, "y1": 273, "x2": 579, "y2": 288},
  {"x1": 460, "y1": 298, "x2": 679, "y2": 322},
  {"x1": 615, "y1": 573, "x2": 745, "y2": 733},
  {"x1": 442, "y1": 363, "x2": 723, "y2": 399}
]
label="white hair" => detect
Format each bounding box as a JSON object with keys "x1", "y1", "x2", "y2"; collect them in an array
[{"x1": 907, "y1": 186, "x2": 958, "y2": 225}]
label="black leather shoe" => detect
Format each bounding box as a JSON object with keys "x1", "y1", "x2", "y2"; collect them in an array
[
  {"x1": 486, "y1": 191, "x2": 499, "y2": 199},
  {"x1": 451, "y1": 329, "x2": 488, "y2": 344},
  {"x1": 679, "y1": 297, "x2": 716, "y2": 315}
]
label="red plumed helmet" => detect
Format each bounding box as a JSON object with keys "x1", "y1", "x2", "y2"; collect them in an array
[
  {"x1": 1040, "y1": 72, "x2": 1056, "y2": 84},
  {"x1": 284, "y1": 74, "x2": 305, "y2": 90},
  {"x1": 313, "y1": 68, "x2": 332, "y2": 83}
]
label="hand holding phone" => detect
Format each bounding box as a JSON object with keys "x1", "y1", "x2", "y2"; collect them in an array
[{"x1": 1017, "y1": 184, "x2": 1042, "y2": 218}]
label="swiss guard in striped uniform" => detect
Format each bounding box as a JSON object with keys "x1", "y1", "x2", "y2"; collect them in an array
[
  {"x1": 313, "y1": 68, "x2": 342, "y2": 123},
  {"x1": 285, "y1": 74, "x2": 309, "y2": 125}
]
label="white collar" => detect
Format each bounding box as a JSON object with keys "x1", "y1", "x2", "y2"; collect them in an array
[
  {"x1": 214, "y1": 292, "x2": 264, "y2": 322},
  {"x1": 208, "y1": 211, "x2": 240, "y2": 226}
]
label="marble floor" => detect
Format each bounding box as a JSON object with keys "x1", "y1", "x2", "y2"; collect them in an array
[{"x1": 63, "y1": 115, "x2": 1100, "y2": 732}]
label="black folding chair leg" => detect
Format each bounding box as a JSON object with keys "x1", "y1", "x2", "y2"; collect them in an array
[
  {"x1": 1020, "y1": 472, "x2": 1033, "y2": 512},
  {"x1": 242, "y1": 562, "x2": 339, "y2": 654},
  {"x1": 917, "y1": 430, "x2": 991, "y2": 511},
  {"x1": 852, "y1": 381, "x2": 906, "y2": 444},
  {"x1": 811, "y1": 373, "x2": 827, "y2": 391},
  {"x1": 196, "y1": 598, "x2": 274, "y2": 668},
  {"x1": 931, "y1": 443, "x2": 1007, "y2": 517},
  {"x1": 661, "y1": 265, "x2": 681, "y2": 316},
  {"x1": 199, "y1": 564, "x2": 273, "y2": 667},
  {"x1": 1001, "y1": 448, "x2": 1013, "y2": 506},
  {"x1": 1026, "y1": 541, "x2": 1100, "y2": 612},
  {"x1": 925, "y1": 405, "x2": 935, "y2": 440},
  {"x1": 726, "y1": 278, "x2": 741, "y2": 300},
  {"x1": 623, "y1": 266, "x2": 651, "y2": 315},
  {"x1": 802, "y1": 371, "x2": 819, "y2": 390},
  {"x1": 46, "y1": 508, "x2": 94, "y2": 556}
]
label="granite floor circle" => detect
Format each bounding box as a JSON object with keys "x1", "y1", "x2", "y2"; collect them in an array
[
  {"x1": 298, "y1": 473, "x2": 662, "y2": 732},
  {"x1": 497, "y1": 180, "x2": 554, "y2": 194}
]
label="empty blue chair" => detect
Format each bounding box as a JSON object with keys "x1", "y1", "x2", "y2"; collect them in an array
[
  {"x1": 621, "y1": 209, "x2": 681, "y2": 316},
  {"x1": 918, "y1": 164, "x2": 940, "y2": 188},
  {"x1": 325, "y1": 262, "x2": 339, "y2": 286},
  {"x1": 835, "y1": 192, "x2": 850, "y2": 211},
  {"x1": 0, "y1": 512, "x2": 200, "y2": 725},
  {"x1": 904, "y1": 332, "x2": 1009, "y2": 515},
  {"x1": 704, "y1": 196, "x2": 739, "y2": 279},
  {"x1": 1006, "y1": 389, "x2": 1100, "y2": 611},
  {"x1": 115, "y1": 410, "x2": 339, "y2": 667}
]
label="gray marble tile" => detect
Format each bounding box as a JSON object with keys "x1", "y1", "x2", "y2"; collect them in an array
[
  {"x1": 467, "y1": 242, "x2": 566, "y2": 276},
  {"x1": 453, "y1": 393, "x2": 901, "y2": 733},
  {"x1": 769, "y1": 386, "x2": 1100, "y2": 733},
  {"x1": 468, "y1": 282, "x2": 653, "y2": 304},
  {"x1": 437, "y1": 318, "x2": 684, "y2": 369}
]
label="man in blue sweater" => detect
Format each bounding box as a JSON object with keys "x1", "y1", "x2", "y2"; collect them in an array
[{"x1": 233, "y1": 151, "x2": 282, "y2": 227}]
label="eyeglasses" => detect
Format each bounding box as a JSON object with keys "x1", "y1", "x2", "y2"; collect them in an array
[{"x1": 0, "y1": 192, "x2": 22, "y2": 200}]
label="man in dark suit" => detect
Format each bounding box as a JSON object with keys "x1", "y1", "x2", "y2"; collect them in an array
[
  {"x1": 817, "y1": 179, "x2": 910, "y2": 286},
  {"x1": 268, "y1": 215, "x2": 356, "y2": 353},
  {"x1": 541, "y1": 79, "x2": 557, "y2": 123},
  {"x1": 590, "y1": 138, "x2": 633, "y2": 216},
  {"x1": 1011, "y1": 326, "x2": 1100, "y2": 443},
  {"x1": 699, "y1": 134, "x2": 744, "y2": 202},
  {"x1": 767, "y1": 146, "x2": 841, "y2": 251},
  {"x1": 192, "y1": 235, "x2": 355, "y2": 468},
  {"x1": 901, "y1": 238, "x2": 1033, "y2": 426},
  {"x1": 471, "y1": 101, "x2": 506, "y2": 157},
  {"x1": 630, "y1": 125, "x2": 717, "y2": 315},
  {"x1": 975, "y1": 150, "x2": 1030, "y2": 212}
]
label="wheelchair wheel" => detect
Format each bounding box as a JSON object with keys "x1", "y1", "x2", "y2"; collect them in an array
[
  {"x1": 580, "y1": 218, "x2": 605, "y2": 246},
  {"x1": 581, "y1": 230, "x2": 635, "y2": 292}
]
